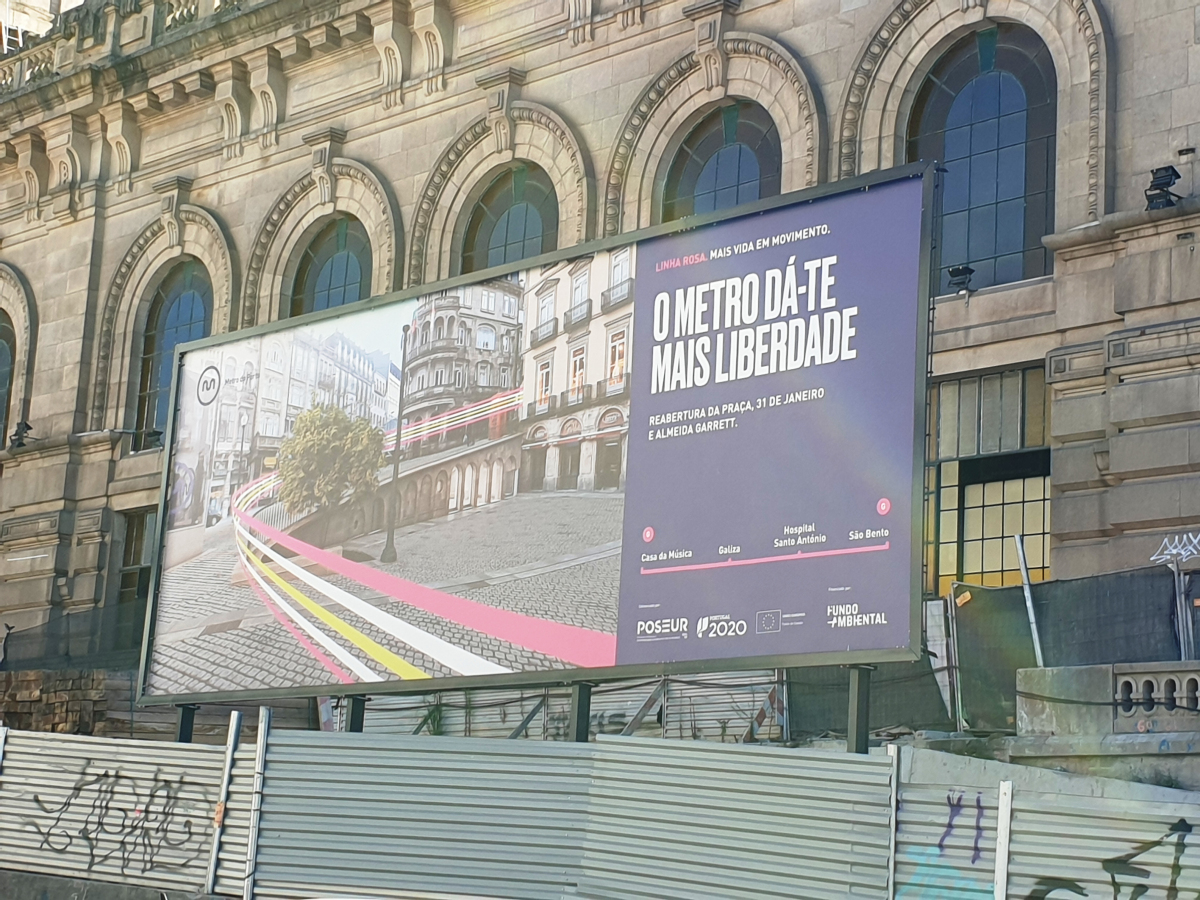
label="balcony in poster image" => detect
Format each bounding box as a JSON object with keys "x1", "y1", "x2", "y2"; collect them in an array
[
  {"x1": 410, "y1": 337, "x2": 462, "y2": 362},
  {"x1": 600, "y1": 373, "x2": 629, "y2": 397},
  {"x1": 530, "y1": 318, "x2": 558, "y2": 348},
  {"x1": 562, "y1": 384, "x2": 592, "y2": 408},
  {"x1": 563, "y1": 299, "x2": 592, "y2": 332},
  {"x1": 601, "y1": 278, "x2": 634, "y2": 312}
]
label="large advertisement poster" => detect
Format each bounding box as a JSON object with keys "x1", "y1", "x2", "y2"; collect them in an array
[{"x1": 143, "y1": 174, "x2": 926, "y2": 700}]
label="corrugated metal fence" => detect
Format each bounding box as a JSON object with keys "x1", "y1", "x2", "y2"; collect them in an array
[
  {"x1": 3, "y1": 721, "x2": 1200, "y2": 899},
  {"x1": 575, "y1": 739, "x2": 894, "y2": 900},
  {"x1": 0, "y1": 726, "x2": 226, "y2": 891},
  {"x1": 360, "y1": 672, "x2": 786, "y2": 742}
]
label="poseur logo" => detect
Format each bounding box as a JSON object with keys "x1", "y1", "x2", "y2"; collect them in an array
[{"x1": 636, "y1": 618, "x2": 688, "y2": 637}]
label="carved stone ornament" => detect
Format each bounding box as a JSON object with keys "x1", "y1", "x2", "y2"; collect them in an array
[
  {"x1": 13, "y1": 132, "x2": 48, "y2": 223},
  {"x1": 370, "y1": 0, "x2": 411, "y2": 110},
  {"x1": 413, "y1": 0, "x2": 451, "y2": 96},
  {"x1": 246, "y1": 47, "x2": 285, "y2": 150},
  {"x1": 213, "y1": 59, "x2": 251, "y2": 160},
  {"x1": 42, "y1": 114, "x2": 88, "y2": 220},
  {"x1": 619, "y1": 0, "x2": 644, "y2": 30},
  {"x1": 303, "y1": 127, "x2": 346, "y2": 206},
  {"x1": 683, "y1": 0, "x2": 740, "y2": 92},
  {"x1": 568, "y1": 0, "x2": 593, "y2": 46},
  {"x1": 476, "y1": 68, "x2": 526, "y2": 155},
  {"x1": 153, "y1": 176, "x2": 193, "y2": 248}
]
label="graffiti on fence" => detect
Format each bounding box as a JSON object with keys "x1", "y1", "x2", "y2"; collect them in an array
[
  {"x1": 896, "y1": 845, "x2": 992, "y2": 898},
  {"x1": 25, "y1": 761, "x2": 209, "y2": 876},
  {"x1": 898, "y1": 791, "x2": 992, "y2": 898},
  {"x1": 1023, "y1": 818, "x2": 1194, "y2": 899}
]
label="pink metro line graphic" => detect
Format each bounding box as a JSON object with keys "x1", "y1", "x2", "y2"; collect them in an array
[
  {"x1": 226, "y1": 390, "x2": 618, "y2": 684},
  {"x1": 638, "y1": 540, "x2": 891, "y2": 576}
]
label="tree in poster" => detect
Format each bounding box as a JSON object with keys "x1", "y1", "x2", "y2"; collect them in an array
[{"x1": 278, "y1": 405, "x2": 383, "y2": 515}]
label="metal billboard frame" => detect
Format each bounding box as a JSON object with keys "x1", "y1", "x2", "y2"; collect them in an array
[{"x1": 136, "y1": 162, "x2": 936, "y2": 707}]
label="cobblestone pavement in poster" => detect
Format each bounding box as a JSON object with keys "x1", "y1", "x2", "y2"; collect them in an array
[{"x1": 147, "y1": 492, "x2": 624, "y2": 696}]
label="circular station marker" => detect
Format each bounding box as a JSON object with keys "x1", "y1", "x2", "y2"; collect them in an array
[
  {"x1": 642, "y1": 526, "x2": 655, "y2": 543},
  {"x1": 876, "y1": 498, "x2": 891, "y2": 516}
]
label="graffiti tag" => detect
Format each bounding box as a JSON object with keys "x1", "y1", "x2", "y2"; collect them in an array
[{"x1": 25, "y1": 762, "x2": 208, "y2": 876}]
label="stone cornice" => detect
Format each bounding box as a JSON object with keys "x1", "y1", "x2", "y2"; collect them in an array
[{"x1": 1043, "y1": 198, "x2": 1200, "y2": 259}]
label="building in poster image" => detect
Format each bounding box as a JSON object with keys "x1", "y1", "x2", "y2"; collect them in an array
[
  {"x1": 519, "y1": 247, "x2": 635, "y2": 494},
  {"x1": 404, "y1": 278, "x2": 523, "y2": 459}
]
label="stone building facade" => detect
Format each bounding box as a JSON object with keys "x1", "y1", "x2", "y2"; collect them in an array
[
  {"x1": 0, "y1": 0, "x2": 1190, "y2": 662},
  {"x1": 519, "y1": 246, "x2": 632, "y2": 493}
]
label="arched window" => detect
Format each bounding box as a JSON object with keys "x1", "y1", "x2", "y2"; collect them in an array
[
  {"x1": 461, "y1": 164, "x2": 558, "y2": 274},
  {"x1": 477, "y1": 325, "x2": 496, "y2": 351},
  {"x1": 660, "y1": 101, "x2": 782, "y2": 223},
  {"x1": 135, "y1": 261, "x2": 213, "y2": 450},
  {"x1": 289, "y1": 215, "x2": 373, "y2": 318},
  {"x1": 0, "y1": 310, "x2": 14, "y2": 447},
  {"x1": 907, "y1": 25, "x2": 1056, "y2": 293}
]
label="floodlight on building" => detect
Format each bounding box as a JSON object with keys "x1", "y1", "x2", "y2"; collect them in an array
[
  {"x1": 1145, "y1": 166, "x2": 1183, "y2": 210},
  {"x1": 947, "y1": 265, "x2": 974, "y2": 294},
  {"x1": 8, "y1": 421, "x2": 31, "y2": 449}
]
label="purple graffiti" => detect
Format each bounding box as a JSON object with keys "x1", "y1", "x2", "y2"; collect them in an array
[{"x1": 938, "y1": 791, "x2": 964, "y2": 853}]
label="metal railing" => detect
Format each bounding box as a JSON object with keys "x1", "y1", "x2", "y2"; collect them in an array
[
  {"x1": 563, "y1": 299, "x2": 592, "y2": 330},
  {"x1": 530, "y1": 318, "x2": 558, "y2": 348},
  {"x1": 601, "y1": 278, "x2": 634, "y2": 312}
]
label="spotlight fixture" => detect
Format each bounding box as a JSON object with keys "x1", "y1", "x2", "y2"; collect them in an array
[
  {"x1": 947, "y1": 265, "x2": 974, "y2": 293},
  {"x1": 1146, "y1": 166, "x2": 1183, "y2": 211},
  {"x1": 8, "y1": 421, "x2": 31, "y2": 449}
]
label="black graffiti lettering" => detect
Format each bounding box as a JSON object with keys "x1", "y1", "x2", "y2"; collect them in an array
[
  {"x1": 1024, "y1": 818, "x2": 1194, "y2": 900},
  {"x1": 24, "y1": 761, "x2": 208, "y2": 876},
  {"x1": 1025, "y1": 877, "x2": 1088, "y2": 899},
  {"x1": 972, "y1": 792, "x2": 984, "y2": 865},
  {"x1": 1102, "y1": 818, "x2": 1192, "y2": 900}
]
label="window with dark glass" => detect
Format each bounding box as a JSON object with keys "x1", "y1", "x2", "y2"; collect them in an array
[
  {"x1": 660, "y1": 100, "x2": 782, "y2": 223},
  {"x1": 461, "y1": 164, "x2": 558, "y2": 274},
  {"x1": 290, "y1": 216, "x2": 373, "y2": 317},
  {"x1": 907, "y1": 25, "x2": 1056, "y2": 293},
  {"x1": 115, "y1": 508, "x2": 157, "y2": 650},
  {"x1": 0, "y1": 310, "x2": 14, "y2": 447},
  {"x1": 135, "y1": 261, "x2": 212, "y2": 450}
]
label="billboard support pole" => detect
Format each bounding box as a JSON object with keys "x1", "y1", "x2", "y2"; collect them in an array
[
  {"x1": 380, "y1": 324, "x2": 411, "y2": 564},
  {"x1": 1014, "y1": 534, "x2": 1045, "y2": 668},
  {"x1": 347, "y1": 695, "x2": 366, "y2": 732},
  {"x1": 175, "y1": 703, "x2": 198, "y2": 743},
  {"x1": 568, "y1": 682, "x2": 592, "y2": 742},
  {"x1": 847, "y1": 665, "x2": 873, "y2": 754}
]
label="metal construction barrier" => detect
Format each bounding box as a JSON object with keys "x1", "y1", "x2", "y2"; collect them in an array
[
  {"x1": 0, "y1": 725, "x2": 228, "y2": 892},
  {"x1": 574, "y1": 738, "x2": 894, "y2": 900},
  {"x1": 2, "y1": 719, "x2": 1200, "y2": 898}
]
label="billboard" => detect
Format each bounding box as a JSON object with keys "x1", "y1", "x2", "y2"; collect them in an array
[{"x1": 142, "y1": 171, "x2": 929, "y2": 702}]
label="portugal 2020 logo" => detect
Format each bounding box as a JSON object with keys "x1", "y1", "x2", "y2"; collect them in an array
[{"x1": 196, "y1": 365, "x2": 221, "y2": 406}]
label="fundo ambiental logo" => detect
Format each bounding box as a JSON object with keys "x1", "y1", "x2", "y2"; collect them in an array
[{"x1": 696, "y1": 614, "x2": 748, "y2": 638}]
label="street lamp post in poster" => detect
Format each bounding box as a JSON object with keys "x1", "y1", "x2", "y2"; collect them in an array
[{"x1": 617, "y1": 177, "x2": 926, "y2": 665}]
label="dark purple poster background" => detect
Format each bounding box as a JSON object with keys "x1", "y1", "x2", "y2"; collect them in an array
[{"x1": 616, "y1": 177, "x2": 926, "y2": 665}]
